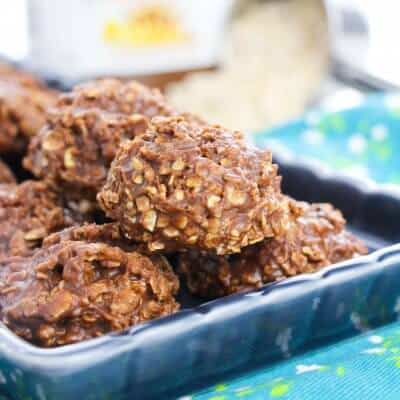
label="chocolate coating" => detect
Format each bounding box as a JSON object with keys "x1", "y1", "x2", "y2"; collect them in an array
[
  {"x1": 43, "y1": 222, "x2": 142, "y2": 253},
  {"x1": 179, "y1": 200, "x2": 368, "y2": 298},
  {"x1": 98, "y1": 116, "x2": 288, "y2": 255}
]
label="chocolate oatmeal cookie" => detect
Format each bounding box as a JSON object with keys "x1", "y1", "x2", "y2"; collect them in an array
[
  {"x1": 24, "y1": 79, "x2": 177, "y2": 201},
  {"x1": 179, "y1": 200, "x2": 368, "y2": 298},
  {"x1": 0, "y1": 236, "x2": 180, "y2": 347},
  {"x1": 98, "y1": 116, "x2": 288, "y2": 255}
]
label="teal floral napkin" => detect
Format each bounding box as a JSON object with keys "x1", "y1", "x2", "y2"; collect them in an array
[
  {"x1": 253, "y1": 94, "x2": 400, "y2": 185},
  {"x1": 188, "y1": 322, "x2": 400, "y2": 400}
]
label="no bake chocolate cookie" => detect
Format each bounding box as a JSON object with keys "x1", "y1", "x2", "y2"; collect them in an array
[
  {"x1": 0, "y1": 235, "x2": 180, "y2": 347},
  {"x1": 98, "y1": 116, "x2": 288, "y2": 255},
  {"x1": 24, "y1": 79, "x2": 177, "y2": 200},
  {"x1": 179, "y1": 200, "x2": 368, "y2": 298}
]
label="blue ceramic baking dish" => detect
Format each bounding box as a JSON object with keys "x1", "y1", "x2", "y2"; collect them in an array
[{"x1": 1, "y1": 157, "x2": 400, "y2": 400}]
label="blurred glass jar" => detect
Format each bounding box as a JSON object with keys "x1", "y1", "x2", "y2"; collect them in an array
[{"x1": 26, "y1": 0, "x2": 233, "y2": 85}]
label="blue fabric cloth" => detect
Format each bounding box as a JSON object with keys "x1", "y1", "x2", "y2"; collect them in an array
[
  {"x1": 190, "y1": 322, "x2": 400, "y2": 400},
  {"x1": 188, "y1": 94, "x2": 400, "y2": 400},
  {"x1": 252, "y1": 93, "x2": 400, "y2": 185}
]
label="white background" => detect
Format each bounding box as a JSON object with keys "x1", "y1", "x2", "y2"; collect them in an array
[{"x1": 0, "y1": 0, "x2": 28, "y2": 61}]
